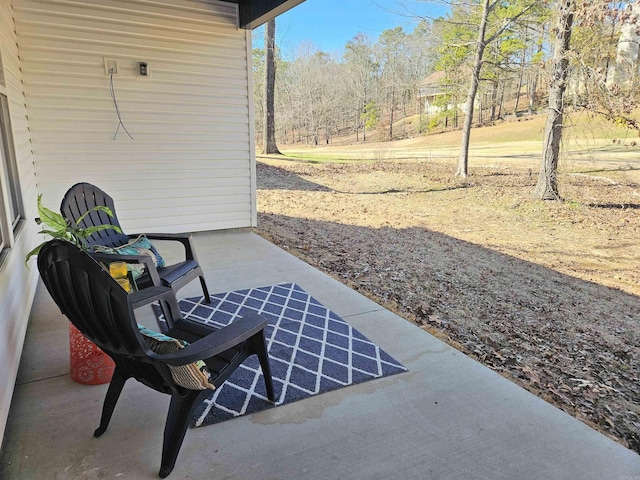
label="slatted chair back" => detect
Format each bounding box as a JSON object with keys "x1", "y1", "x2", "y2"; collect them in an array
[
  {"x1": 60, "y1": 182, "x2": 130, "y2": 248},
  {"x1": 59, "y1": 181, "x2": 212, "y2": 324}
]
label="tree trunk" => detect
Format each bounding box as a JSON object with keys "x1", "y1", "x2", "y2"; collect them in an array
[
  {"x1": 457, "y1": 0, "x2": 490, "y2": 178},
  {"x1": 529, "y1": 41, "x2": 543, "y2": 114},
  {"x1": 513, "y1": 27, "x2": 527, "y2": 116},
  {"x1": 514, "y1": 55, "x2": 525, "y2": 115},
  {"x1": 454, "y1": 99, "x2": 458, "y2": 128},
  {"x1": 402, "y1": 93, "x2": 407, "y2": 136},
  {"x1": 528, "y1": 72, "x2": 537, "y2": 114},
  {"x1": 490, "y1": 81, "x2": 498, "y2": 121},
  {"x1": 388, "y1": 91, "x2": 395, "y2": 140},
  {"x1": 262, "y1": 18, "x2": 281, "y2": 155},
  {"x1": 535, "y1": 0, "x2": 574, "y2": 200}
]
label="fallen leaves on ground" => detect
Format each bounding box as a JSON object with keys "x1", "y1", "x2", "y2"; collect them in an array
[{"x1": 256, "y1": 159, "x2": 640, "y2": 453}]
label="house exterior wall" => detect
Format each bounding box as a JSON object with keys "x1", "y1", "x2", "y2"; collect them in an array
[
  {"x1": 14, "y1": 0, "x2": 256, "y2": 233},
  {"x1": 0, "y1": 0, "x2": 40, "y2": 449},
  {"x1": 1, "y1": 0, "x2": 258, "y2": 447}
]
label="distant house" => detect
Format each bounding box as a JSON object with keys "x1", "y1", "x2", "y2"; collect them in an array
[
  {"x1": 417, "y1": 70, "x2": 471, "y2": 115},
  {"x1": 606, "y1": 3, "x2": 640, "y2": 89},
  {"x1": 418, "y1": 70, "x2": 490, "y2": 120},
  {"x1": 418, "y1": 71, "x2": 449, "y2": 114}
]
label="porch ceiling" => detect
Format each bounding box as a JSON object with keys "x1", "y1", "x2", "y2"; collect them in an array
[{"x1": 222, "y1": 0, "x2": 306, "y2": 28}]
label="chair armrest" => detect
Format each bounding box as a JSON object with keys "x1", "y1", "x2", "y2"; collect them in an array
[
  {"x1": 128, "y1": 232, "x2": 197, "y2": 261},
  {"x1": 129, "y1": 286, "x2": 175, "y2": 310},
  {"x1": 152, "y1": 312, "x2": 268, "y2": 366},
  {"x1": 132, "y1": 232, "x2": 190, "y2": 242},
  {"x1": 88, "y1": 251, "x2": 163, "y2": 287}
]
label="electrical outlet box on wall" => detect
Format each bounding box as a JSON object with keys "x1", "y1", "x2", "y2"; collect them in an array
[
  {"x1": 104, "y1": 58, "x2": 118, "y2": 76},
  {"x1": 137, "y1": 61, "x2": 150, "y2": 77}
]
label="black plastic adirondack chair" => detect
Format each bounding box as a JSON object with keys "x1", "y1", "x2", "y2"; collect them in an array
[
  {"x1": 37, "y1": 239, "x2": 275, "y2": 478},
  {"x1": 60, "y1": 183, "x2": 211, "y2": 315}
]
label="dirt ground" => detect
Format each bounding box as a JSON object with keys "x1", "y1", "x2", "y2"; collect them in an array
[{"x1": 255, "y1": 157, "x2": 640, "y2": 454}]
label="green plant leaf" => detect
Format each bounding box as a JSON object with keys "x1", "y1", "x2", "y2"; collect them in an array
[
  {"x1": 38, "y1": 229, "x2": 71, "y2": 239},
  {"x1": 27, "y1": 195, "x2": 123, "y2": 263},
  {"x1": 36, "y1": 194, "x2": 67, "y2": 231},
  {"x1": 82, "y1": 224, "x2": 122, "y2": 237},
  {"x1": 76, "y1": 205, "x2": 115, "y2": 226},
  {"x1": 24, "y1": 243, "x2": 43, "y2": 267}
]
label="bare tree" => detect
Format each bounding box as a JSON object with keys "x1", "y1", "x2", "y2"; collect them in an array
[
  {"x1": 457, "y1": 0, "x2": 490, "y2": 177},
  {"x1": 376, "y1": 27, "x2": 408, "y2": 141},
  {"x1": 534, "y1": 0, "x2": 574, "y2": 200},
  {"x1": 263, "y1": 18, "x2": 281, "y2": 155},
  {"x1": 457, "y1": 0, "x2": 536, "y2": 177},
  {"x1": 534, "y1": 1, "x2": 640, "y2": 199},
  {"x1": 344, "y1": 33, "x2": 377, "y2": 142}
]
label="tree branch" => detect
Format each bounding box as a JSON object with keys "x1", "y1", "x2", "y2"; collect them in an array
[{"x1": 486, "y1": 4, "x2": 536, "y2": 44}]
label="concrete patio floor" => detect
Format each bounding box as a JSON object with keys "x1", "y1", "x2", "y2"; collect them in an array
[{"x1": 2, "y1": 230, "x2": 639, "y2": 479}]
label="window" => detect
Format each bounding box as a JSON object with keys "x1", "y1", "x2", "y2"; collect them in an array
[
  {"x1": 0, "y1": 96, "x2": 22, "y2": 222},
  {"x1": 0, "y1": 47, "x2": 23, "y2": 254},
  {"x1": 0, "y1": 93, "x2": 23, "y2": 252}
]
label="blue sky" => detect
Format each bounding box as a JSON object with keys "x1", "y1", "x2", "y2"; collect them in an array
[{"x1": 259, "y1": 0, "x2": 449, "y2": 56}]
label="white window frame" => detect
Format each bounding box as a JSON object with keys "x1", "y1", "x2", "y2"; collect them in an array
[{"x1": 0, "y1": 50, "x2": 24, "y2": 253}]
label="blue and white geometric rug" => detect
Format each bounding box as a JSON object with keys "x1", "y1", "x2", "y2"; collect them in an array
[{"x1": 162, "y1": 283, "x2": 407, "y2": 427}]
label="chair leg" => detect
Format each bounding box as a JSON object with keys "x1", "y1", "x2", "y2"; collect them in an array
[
  {"x1": 161, "y1": 295, "x2": 182, "y2": 331},
  {"x1": 94, "y1": 367, "x2": 128, "y2": 437},
  {"x1": 159, "y1": 389, "x2": 203, "y2": 478},
  {"x1": 200, "y1": 276, "x2": 210, "y2": 304},
  {"x1": 251, "y1": 332, "x2": 275, "y2": 402},
  {"x1": 158, "y1": 302, "x2": 172, "y2": 332}
]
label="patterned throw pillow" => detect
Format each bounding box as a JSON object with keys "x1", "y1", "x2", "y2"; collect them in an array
[
  {"x1": 92, "y1": 235, "x2": 166, "y2": 280},
  {"x1": 137, "y1": 325, "x2": 215, "y2": 390}
]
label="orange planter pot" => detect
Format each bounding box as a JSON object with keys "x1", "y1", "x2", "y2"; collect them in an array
[{"x1": 69, "y1": 323, "x2": 115, "y2": 384}]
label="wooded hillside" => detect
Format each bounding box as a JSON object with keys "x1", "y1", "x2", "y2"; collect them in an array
[{"x1": 254, "y1": 1, "x2": 640, "y2": 149}]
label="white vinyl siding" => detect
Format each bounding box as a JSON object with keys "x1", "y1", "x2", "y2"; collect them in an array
[
  {"x1": 0, "y1": 0, "x2": 41, "y2": 449},
  {"x1": 14, "y1": 0, "x2": 255, "y2": 233}
]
